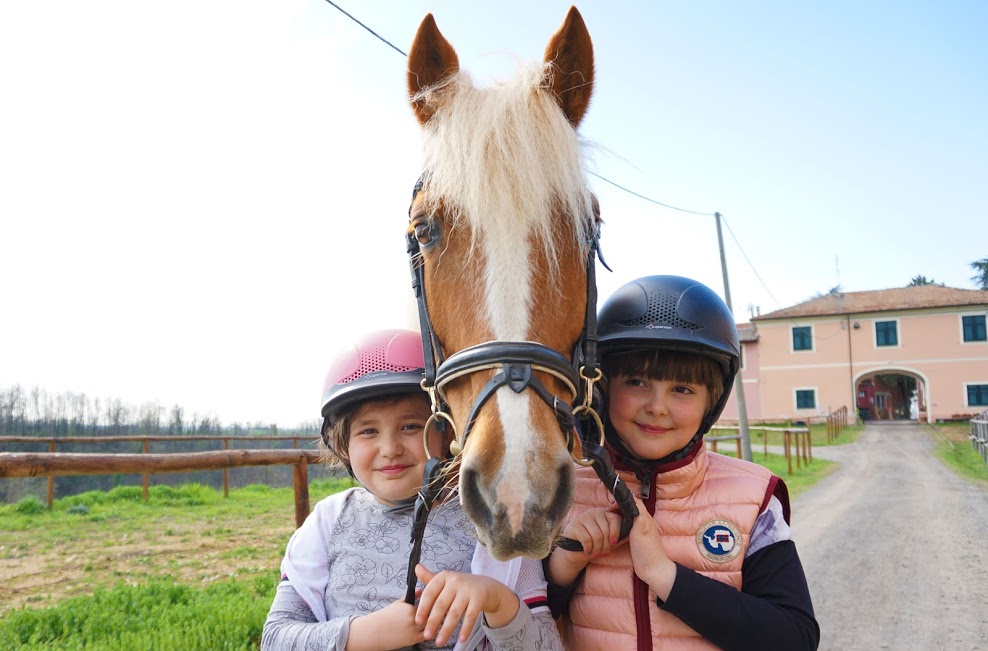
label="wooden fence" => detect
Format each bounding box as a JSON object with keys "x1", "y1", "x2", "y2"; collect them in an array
[
  {"x1": 0, "y1": 436, "x2": 322, "y2": 527},
  {"x1": 972, "y1": 409, "x2": 988, "y2": 464},
  {"x1": 709, "y1": 424, "x2": 812, "y2": 475}
]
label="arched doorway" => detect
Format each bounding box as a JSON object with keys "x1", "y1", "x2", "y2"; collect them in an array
[{"x1": 855, "y1": 369, "x2": 928, "y2": 422}]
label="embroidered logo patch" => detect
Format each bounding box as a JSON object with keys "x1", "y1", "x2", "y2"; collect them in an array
[{"x1": 697, "y1": 520, "x2": 742, "y2": 563}]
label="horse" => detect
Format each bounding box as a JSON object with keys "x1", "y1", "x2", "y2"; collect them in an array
[{"x1": 405, "y1": 6, "x2": 598, "y2": 560}]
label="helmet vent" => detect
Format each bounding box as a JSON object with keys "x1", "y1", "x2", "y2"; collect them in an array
[
  {"x1": 622, "y1": 291, "x2": 701, "y2": 330},
  {"x1": 339, "y1": 347, "x2": 417, "y2": 384}
]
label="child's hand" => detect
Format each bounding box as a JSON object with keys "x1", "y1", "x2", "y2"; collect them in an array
[
  {"x1": 561, "y1": 506, "x2": 624, "y2": 559},
  {"x1": 414, "y1": 563, "x2": 519, "y2": 646},
  {"x1": 627, "y1": 496, "x2": 677, "y2": 602},
  {"x1": 547, "y1": 507, "x2": 624, "y2": 589},
  {"x1": 346, "y1": 597, "x2": 425, "y2": 651}
]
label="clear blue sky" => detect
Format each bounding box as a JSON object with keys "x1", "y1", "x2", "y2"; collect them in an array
[{"x1": 2, "y1": 1, "x2": 985, "y2": 427}]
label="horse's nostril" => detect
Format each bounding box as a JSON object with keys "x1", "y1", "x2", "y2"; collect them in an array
[
  {"x1": 460, "y1": 468, "x2": 494, "y2": 530},
  {"x1": 546, "y1": 462, "x2": 575, "y2": 524}
]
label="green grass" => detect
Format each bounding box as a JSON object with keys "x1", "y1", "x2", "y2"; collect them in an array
[
  {"x1": 931, "y1": 422, "x2": 988, "y2": 483},
  {"x1": 0, "y1": 577, "x2": 275, "y2": 650}
]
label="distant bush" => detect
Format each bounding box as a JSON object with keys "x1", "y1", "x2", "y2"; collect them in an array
[{"x1": 65, "y1": 504, "x2": 89, "y2": 516}]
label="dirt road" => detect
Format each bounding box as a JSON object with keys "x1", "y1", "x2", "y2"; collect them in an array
[{"x1": 792, "y1": 423, "x2": 988, "y2": 650}]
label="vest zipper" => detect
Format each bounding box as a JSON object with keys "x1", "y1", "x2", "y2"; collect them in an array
[{"x1": 632, "y1": 468, "x2": 659, "y2": 651}]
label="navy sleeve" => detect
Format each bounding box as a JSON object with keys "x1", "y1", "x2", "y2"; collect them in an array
[
  {"x1": 660, "y1": 540, "x2": 819, "y2": 651},
  {"x1": 543, "y1": 556, "x2": 583, "y2": 619}
]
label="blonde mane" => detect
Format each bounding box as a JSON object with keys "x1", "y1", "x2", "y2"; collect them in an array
[{"x1": 415, "y1": 63, "x2": 593, "y2": 264}]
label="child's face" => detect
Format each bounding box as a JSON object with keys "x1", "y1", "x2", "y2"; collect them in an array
[
  {"x1": 345, "y1": 395, "x2": 438, "y2": 505},
  {"x1": 607, "y1": 374, "x2": 709, "y2": 460}
]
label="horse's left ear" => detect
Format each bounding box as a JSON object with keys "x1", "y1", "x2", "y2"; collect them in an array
[
  {"x1": 543, "y1": 6, "x2": 594, "y2": 127},
  {"x1": 408, "y1": 13, "x2": 460, "y2": 125}
]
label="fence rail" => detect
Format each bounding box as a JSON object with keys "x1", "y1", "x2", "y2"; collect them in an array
[
  {"x1": 0, "y1": 434, "x2": 319, "y2": 507},
  {"x1": 972, "y1": 409, "x2": 988, "y2": 464},
  {"x1": 711, "y1": 423, "x2": 820, "y2": 475},
  {"x1": 0, "y1": 449, "x2": 322, "y2": 527}
]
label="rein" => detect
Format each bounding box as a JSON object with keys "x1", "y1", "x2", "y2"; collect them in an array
[{"x1": 401, "y1": 177, "x2": 638, "y2": 602}]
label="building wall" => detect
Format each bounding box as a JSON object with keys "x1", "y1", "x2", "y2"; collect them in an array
[
  {"x1": 722, "y1": 340, "x2": 761, "y2": 421},
  {"x1": 719, "y1": 307, "x2": 988, "y2": 423}
]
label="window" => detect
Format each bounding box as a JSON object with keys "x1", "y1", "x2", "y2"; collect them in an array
[
  {"x1": 795, "y1": 389, "x2": 816, "y2": 409},
  {"x1": 875, "y1": 320, "x2": 898, "y2": 347},
  {"x1": 968, "y1": 384, "x2": 988, "y2": 407},
  {"x1": 963, "y1": 315, "x2": 987, "y2": 342},
  {"x1": 792, "y1": 326, "x2": 812, "y2": 351},
  {"x1": 739, "y1": 343, "x2": 746, "y2": 370}
]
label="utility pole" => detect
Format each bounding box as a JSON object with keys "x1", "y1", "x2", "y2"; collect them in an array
[{"x1": 715, "y1": 212, "x2": 753, "y2": 461}]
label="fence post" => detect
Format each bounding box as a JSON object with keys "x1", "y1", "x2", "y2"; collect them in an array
[
  {"x1": 293, "y1": 456, "x2": 310, "y2": 528},
  {"x1": 782, "y1": 429, "x2": 792, "y2": 475},
  {"x1": 222, "y1": 439, "x2": 230, "y2": 498},
  {"x1": 142, "y1": 439, "x2": 150, "y2": 502},
  {"x1": 47, "y1": 440, "x2": 56, "y2": 509}
]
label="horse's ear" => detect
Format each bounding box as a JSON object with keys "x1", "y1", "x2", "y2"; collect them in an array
[
  {"x1": 408, "y1": 14, "x2": 460, "y2": 125},
  {"x1": 543, "y1": 6, "x2": 594, "y2": 127}
]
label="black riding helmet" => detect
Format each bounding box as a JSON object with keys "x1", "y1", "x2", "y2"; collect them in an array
[{"x1": 597, "y1": 275, "x2": 740, "y2": 440}]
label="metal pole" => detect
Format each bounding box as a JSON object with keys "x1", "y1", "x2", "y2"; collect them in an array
[{"x1": 715, "y1": 212, "x2": 753, "y2": 461}]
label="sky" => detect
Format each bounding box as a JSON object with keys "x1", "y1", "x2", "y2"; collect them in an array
[{"x1": 2, "y1": 1, "x2": 986, "y2": 428}]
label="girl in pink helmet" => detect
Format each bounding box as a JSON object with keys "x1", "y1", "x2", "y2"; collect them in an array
[{"x1": 261, "y1": 329, "x2": 563, "y2": 651}]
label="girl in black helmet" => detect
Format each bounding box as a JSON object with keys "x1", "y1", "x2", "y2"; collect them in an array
[
  {"x1": 546, "y1": 276, "x2": 819, "y2": 650},
  {"x1": 262, "y1": 330, "x2": 564, "y2": 651}
]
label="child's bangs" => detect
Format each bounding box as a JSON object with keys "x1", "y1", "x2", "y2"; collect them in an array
[{"x1": 606, "y1": 350, "x2": 718, "y2": 384}]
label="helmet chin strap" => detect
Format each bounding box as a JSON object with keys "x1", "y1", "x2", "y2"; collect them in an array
[{"x1": 604, "y1": 419, "x2": 705, "y2": 472}]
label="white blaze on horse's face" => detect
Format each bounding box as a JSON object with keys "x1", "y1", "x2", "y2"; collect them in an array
[{"x1": 407, "y1": 7, "x2": 596, "y2": 560}]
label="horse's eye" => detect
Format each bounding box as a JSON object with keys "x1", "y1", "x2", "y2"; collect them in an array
[{"x1": 412, "y1": 219, "x2": 440, "y2": 248}]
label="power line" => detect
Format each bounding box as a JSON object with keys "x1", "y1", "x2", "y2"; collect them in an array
[
  {"x1": 589, "y1": 172, "x2": 714, "y2": 216},
  {"x1": 322, "y1": 0, "x2": 407, "y2": 57}
]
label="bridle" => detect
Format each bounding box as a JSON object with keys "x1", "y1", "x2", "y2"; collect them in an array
[{"x1": 401, "y1": 176, "x2": 638, "y2": 603}]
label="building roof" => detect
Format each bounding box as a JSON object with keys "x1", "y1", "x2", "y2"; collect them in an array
[
  {"x1": 753, "y1": 285, "x2": 988, "y2": 320},
  {"x1": 737, "y1": 322, "x2": 758, "y2": 342}
]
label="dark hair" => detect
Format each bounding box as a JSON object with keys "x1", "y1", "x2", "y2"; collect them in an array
[{"x1": 602, "y1": 349, "x2": 724, "y2": 414}]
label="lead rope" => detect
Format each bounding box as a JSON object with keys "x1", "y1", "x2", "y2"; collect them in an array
[
  {"x1": 556, "y1": 223, "x2": 639, "y2": 553},
  {"x1": 404, "y1": 457, "x2": 447, "y2": 604}
]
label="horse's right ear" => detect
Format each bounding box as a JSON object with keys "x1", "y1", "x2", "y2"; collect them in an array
[{"x1": 408, "y1": 14, "x2": 460, "y2": 125}]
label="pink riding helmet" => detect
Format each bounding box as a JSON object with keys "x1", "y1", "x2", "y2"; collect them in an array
[{"x1": 320, "y1": 329, "x2": 427, "y2": 426}]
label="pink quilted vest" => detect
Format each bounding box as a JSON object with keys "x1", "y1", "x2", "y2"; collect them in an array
[{"x1": 560, "y1": 444, "x2": 782, "y2": 651}]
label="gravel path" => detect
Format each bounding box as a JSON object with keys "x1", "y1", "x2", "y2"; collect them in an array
[{"x1": 789, "y1": 423, "x2": 988, "y2": 650}]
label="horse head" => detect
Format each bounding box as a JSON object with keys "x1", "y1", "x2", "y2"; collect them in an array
[{"x1": 406, "y1": 7, "x2": 597, "y2": 560}]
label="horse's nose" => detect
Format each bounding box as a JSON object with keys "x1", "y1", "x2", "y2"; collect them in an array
[
  {"x1": 544, "y1": 458, "x2": 574, "y2": 526},
  {"x1": 460, "y1": 467, "x2": 494, "y2": 531}
]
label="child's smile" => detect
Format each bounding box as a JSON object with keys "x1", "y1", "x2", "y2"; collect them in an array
[{"x1": 608, "y1": 375, "x2": 709, "y2": 460}]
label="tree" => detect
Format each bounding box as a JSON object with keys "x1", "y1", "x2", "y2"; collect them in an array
[
  {"x1": 908, "y1": 275, "x2": 936, "y2": 286},
  {"x1": 971, "y1": 257, "x2": 988, "y2": 290}
]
